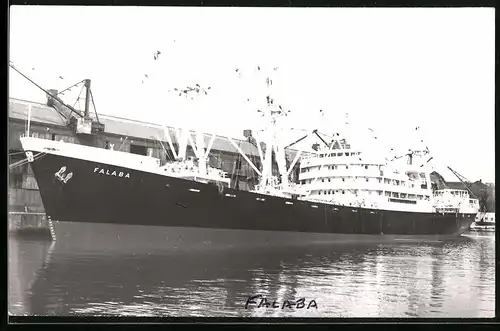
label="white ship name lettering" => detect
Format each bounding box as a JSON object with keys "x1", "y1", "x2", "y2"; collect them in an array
[{"x1": 94, "y1": 167, "x2": 130, "y2": 178}]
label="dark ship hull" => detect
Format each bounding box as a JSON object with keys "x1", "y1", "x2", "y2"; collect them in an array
[{"x1": 27, "y1": 151, "x2": 476, "y2": 252}]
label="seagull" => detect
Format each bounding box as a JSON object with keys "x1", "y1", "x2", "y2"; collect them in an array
[
  {"x1": 144, "y1": 74, "x2": 148, "y2": 78},
  {"x1": 58, "y1": 76, "x2": 64, "y2": 80},
  {"x1": 153, "y1": 50, "x2": 161, "y2": 60}
]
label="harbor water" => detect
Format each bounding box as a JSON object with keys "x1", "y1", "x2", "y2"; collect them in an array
[{"x1": 8, "y1": 231, "x2": 495, "y2": 318}]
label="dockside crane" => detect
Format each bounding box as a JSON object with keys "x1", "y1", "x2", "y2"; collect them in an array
[{"x1": 9, "y1": 63, "x2": 105, "y2": 135}]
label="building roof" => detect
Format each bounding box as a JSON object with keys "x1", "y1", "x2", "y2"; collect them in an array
[{"x1": 9, "y1": 98, "x2": 304, "y2": 159}]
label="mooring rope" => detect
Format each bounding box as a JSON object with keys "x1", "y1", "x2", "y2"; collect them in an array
[{"x1": 9, "y1": 152, "x2": 47, "y2": 170}]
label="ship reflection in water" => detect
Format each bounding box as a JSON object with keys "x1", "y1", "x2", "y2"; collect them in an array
[{"x1": 8, "y1": 231, "x2": 495, "y2": 318}]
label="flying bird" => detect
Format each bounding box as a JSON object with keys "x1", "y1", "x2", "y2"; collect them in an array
[
  {"x1": 58, "y1": 76, "x2": 64, "y2": 80},
  {"x1": 153, "y1": 50, "x2": 161, "y2": 60}
]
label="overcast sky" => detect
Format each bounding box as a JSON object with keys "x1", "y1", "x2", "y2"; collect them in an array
[{"x1": 9, "y1": 6, "x2": 495, "y2": 183}]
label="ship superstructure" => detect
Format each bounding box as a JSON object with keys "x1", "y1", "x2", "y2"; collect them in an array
[{"x1": 297, "y1": 132, "x2": 479, "y2": 215}]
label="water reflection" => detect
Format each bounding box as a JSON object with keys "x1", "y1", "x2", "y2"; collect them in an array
[{"x1": 8, "y1": 232, "x2": 495, "y2": 318}]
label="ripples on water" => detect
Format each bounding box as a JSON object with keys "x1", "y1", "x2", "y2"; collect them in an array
[{"x1": 8, "y1": 231, "x2": 495, "y2": 318}]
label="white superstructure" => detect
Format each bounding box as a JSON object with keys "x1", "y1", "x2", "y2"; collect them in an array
[{"x1": 298, "y1": 137, "x2": 479, "y2": 214}]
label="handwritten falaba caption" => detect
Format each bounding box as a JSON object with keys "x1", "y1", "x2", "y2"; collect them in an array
[{"x1": 245, "y1": 295, "x2": 318, "y2": 310}]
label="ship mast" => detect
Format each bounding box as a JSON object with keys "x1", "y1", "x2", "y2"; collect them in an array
[
  {"x1": 165, "y1": 84, "x2": 216, "y2": 175},
  {"x1": 227, "y1": 66, "x2": 305, "y2": 194}
]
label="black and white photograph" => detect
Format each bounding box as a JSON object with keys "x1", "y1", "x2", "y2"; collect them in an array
[{"x1": 8, "y1": 5, "x2": 495, "y2": 319}]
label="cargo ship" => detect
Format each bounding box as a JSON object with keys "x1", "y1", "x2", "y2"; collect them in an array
[{"x1": 16, "y1": 65, "x2": 479, "y2": 251}]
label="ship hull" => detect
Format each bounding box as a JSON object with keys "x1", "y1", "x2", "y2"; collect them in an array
[
  {"x1": 50, "y1": 222, "x2": 474, "y2": 254},
  {"x1": 26, "y1": 150, "x2": 475, "y2": 251}
]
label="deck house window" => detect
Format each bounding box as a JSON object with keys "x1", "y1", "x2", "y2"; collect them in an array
[{"x1": 130, "y1": 144, "x2": 148, "y2": 156}]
